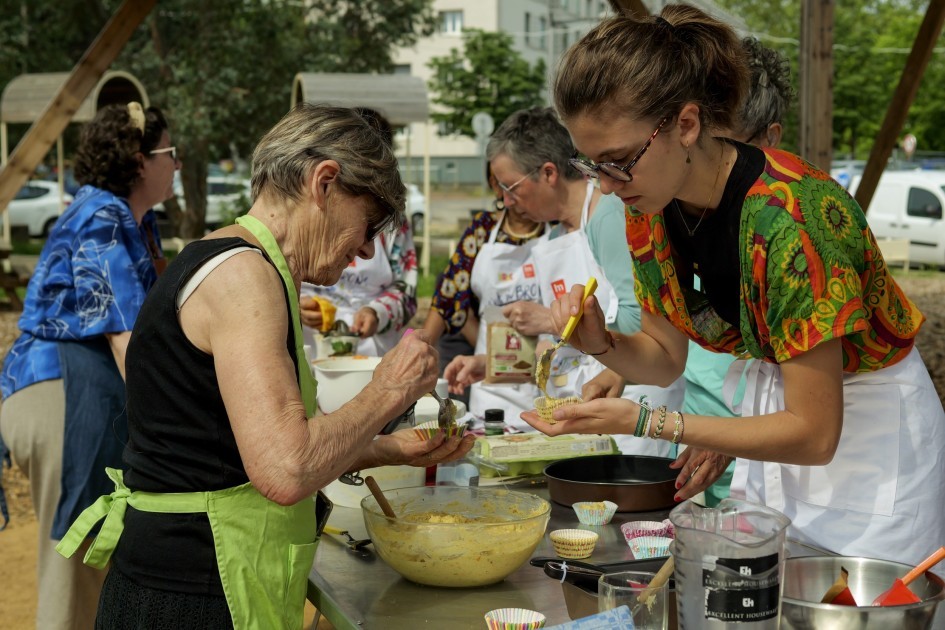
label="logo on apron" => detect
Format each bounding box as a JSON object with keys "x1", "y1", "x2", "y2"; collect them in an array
[
  {"x1": 523, "y1": 264, "x2": 535, "y2": 278},
  {"x1": 551, "y1": 279, "x2": 567, "y2": 299}
]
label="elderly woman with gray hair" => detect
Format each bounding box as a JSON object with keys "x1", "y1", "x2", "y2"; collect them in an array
[
  {"x1": 56, "y1": 103, "x2": 474, "y2": 629},
  {"x1": 444, "y1": 107, "x2": 685, "y2": 453}
]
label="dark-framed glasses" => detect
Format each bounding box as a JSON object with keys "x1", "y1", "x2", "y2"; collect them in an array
[
  {"x1": 498, "y1": 167, "x2": 540, "y2": 200},
  {"x1": 569, "y1": 117, "x2": 668, "y2": 183},
  {"x1": 150, "y1": 146, "x2": 178, "y2": 162}
]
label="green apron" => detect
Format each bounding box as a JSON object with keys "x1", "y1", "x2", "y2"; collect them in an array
[{"x1": 57, "y1": 216, "x2": 322, "y2": 629}]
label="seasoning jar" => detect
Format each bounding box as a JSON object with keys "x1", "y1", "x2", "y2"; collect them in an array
[{"x1": 483, "y1": 409, "x2": 506, "y2": 436}]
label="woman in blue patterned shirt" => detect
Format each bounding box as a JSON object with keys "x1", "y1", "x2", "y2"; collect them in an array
[{"x1": 0, "y1": 102, "x2": 177, "y2": 629}]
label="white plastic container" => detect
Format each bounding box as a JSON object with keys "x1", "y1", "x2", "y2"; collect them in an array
[{"x1": 311, "y1": 356, "x2": 382, "y2": 413}]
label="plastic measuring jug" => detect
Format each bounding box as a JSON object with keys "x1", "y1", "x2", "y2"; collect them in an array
[{"x1": 669, "y1": 498, "x2": 791, "y2": 629}]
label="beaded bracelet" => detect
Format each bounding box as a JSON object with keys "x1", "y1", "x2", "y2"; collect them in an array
[{"x1": 671, "y1": 411, "x2": 684, "y2": 445}]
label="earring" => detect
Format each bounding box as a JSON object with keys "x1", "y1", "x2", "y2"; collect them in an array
[{"x1": 685, "y1": 143, "x2": 691, "y2": 164}]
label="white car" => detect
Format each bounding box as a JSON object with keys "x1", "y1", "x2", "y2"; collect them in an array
[
  {"x1": 7, "y1": 180, "x2": 72, "y2": 237},
  {"x1": 407, "y1": 183, "x2": 426, "y2": 235},
  {"x1": 157, "y1": 174, "x2": 252, "y2": 228}
]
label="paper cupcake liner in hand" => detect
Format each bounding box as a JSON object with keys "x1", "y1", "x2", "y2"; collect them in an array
[
  {"x1": 412, "y1": 419, "x2": 467, "y2": 440},
  {"x1": 550, "y1": 528, "x2": 599, "y2": 560},
  {"x1": 628, "y1": 535, "x2": 673, "y2": 559},
  {"x1": 533, "y1": 396, "x2": 582, "y2": 424},
  {"x1": 484, "y1": 608, "x2": 547, "y2": 630},
  {"x1": 621, "y1": 519, "x2": 674, "y2": 543},
  {"x1": 572, "y1": 501, "x2": 618, "y2": 526}
]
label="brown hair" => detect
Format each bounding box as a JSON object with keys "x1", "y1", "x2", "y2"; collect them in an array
[
  {"x1": 251, "y1": 103, "x2": 405, "y2": 231},
  {"x1": 553, "y1": 4, "x2": 748, "y2": 135},
  {"x1": 74, "y1": 104, "x2": 169, "y2": 198}
]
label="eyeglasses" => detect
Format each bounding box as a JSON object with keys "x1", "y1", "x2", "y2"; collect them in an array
[
  {"x1": 569, "y1": 117, "x2": 668, "y2": 183},
  {"x1": 497, "y1": 167, "x2": 540, "y2": 201},
  {"x1": 149, "y1": 146, "x2": 178, "y2": 162}
]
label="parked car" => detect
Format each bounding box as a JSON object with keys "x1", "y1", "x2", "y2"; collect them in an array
[
  {"x1": 850, "y1": 170, "x2": 945, "y2": 267},
  {"x1": 407, "y1": 183, "x2": 426, "y2": 235},
  {"x1": 156, "y1": 174, "x2": 251, "y2": 229},
  {"x1": 7, "y1": 180, "x2": 72, "y2": 237}
]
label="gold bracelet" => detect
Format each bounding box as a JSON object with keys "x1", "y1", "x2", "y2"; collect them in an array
[
  {"x1": 671, "y1": 411, "x2": 684, "y2": 445},
  {"x1": 651, "y1": 405, "x2": 667, "y2": 439}
]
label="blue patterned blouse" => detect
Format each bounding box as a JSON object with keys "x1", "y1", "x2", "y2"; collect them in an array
[{"x1": 1, "y1": 185, "x2": 161, "y2": 398}]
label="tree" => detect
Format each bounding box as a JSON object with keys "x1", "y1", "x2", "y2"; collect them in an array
[
  {"x1": 0, "y1": 0, "x2": 437, "y2": 238},
  {"x1": 427, "y1": 29, "x2": 547, "y2": 138}
]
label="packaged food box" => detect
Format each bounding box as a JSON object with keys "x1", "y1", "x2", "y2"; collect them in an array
[{"x1": 473, "y1": 433, "x2": 617, "y2": 478}]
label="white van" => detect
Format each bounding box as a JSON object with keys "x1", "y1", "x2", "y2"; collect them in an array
[{"x1": 850, "y1": 170, "x2": 945, "y2": 267}]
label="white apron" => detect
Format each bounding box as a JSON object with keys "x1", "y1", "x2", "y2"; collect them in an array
[
  {"x1": 724, "y1": 347, "x2": 945, "y2": 566},
  {"x1": 468, "y1": 212, "x2": 543, "y2": 429},
  {"x1": 532, "y1": 183, "x2": 681, "y2": 457},
  {"x1": 300, "y1": 235, "x2": 398, "y2": 356}
]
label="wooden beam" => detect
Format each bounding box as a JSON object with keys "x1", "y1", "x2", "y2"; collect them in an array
[
  {"x1": 608, "y1": 0, "x2": 649, "y2": 19},
  {"x1": 855, "y1": 0, "x2": 945, "y2": 214},
  {"x1": 0, "y1": 0, "x2": 156, "y2": 217},
  {"x1": 799, "y1": 0, "x2": 834, "y2": 170}
]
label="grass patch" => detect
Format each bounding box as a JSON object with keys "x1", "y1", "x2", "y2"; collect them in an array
[
  {"x1": 418, "y1": 254, "x2": 451, "y2": 299},
  {"x1": 11, "y1": 240, "x2": 45, "y2": 255}
]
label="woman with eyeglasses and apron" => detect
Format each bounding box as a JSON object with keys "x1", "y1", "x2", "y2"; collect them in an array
[{"x1": 524, "y1": 7, "x2": 945, "y2": 565}]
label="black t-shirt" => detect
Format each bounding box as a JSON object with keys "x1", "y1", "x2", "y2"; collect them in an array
[
  {"x1": 113, "y1": 237, "x2": 298, "y2": 595},
  {"x1": 663, "y1": 140, "x2": 766, "y2": 327}
]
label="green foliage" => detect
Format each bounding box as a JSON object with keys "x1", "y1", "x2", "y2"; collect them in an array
[
  {"x1": 717, "y1": 0, "x2": 945, "y2": 158},
  {"x1": 427, "y1": 29, "x2": 547, "y2": 138},
  {"x1": 417, "y1": 253, "x2": 451, "y2": 298},
  {"x1": 0, "y1": 0, "x2": 436, "y2": 238}
]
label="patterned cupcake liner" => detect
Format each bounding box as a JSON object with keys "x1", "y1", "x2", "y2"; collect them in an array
[
  {"x1": 412, "y1": 419, "x2": 468, "y2": 440},
  {"x1": 533, "y1": 396, "x2": 582, "y2": 424},
  {"x1": 550, "y1": 528, "x2": 599, "y2": 559},
  {"x1": 628, "y1": 535, "x2": 673, "y2": 559},
  {"x1": 484, "y1": 608, "x2": 547, "y2": 630},
  {"x1": 572, "y1": 501, "x2": 618, "y2": 526},
  {"x1": 620, "y1": 518, "x2": 675, "y2": 543}
]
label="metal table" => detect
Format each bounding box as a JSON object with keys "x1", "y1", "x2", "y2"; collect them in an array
[{"x1": 307, "y1": 486, "x2": 671, "y2": 629}]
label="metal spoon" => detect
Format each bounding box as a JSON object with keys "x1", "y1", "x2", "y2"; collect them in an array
[
  {"x1": 430, "y1": 389, "x2": 457, "y2": 430},
  {"x1": 536, "y1": 277, "x2": 598, "y2": 395}
]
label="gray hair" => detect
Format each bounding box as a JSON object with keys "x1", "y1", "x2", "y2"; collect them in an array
[
  {"x1": 251, "y1": 103, "x2": 405, "y2": 229},
  {"x1": 486, "y1": 107, "x2": 582, "y2": 181},
  {"x1": 733, "y1": 37, "x2": 794, "y2": 142}
]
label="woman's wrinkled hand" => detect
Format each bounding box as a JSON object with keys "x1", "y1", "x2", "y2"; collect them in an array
[
  {"x1": 582, "y1": 368, "x2": 625, "y2": 400},
  {"x1": 370, "y1": 430, "x2": 477, "y2": 468},
  {"x1": 299, "y1": 297, "x2": 323, "y2": 330},
  {"x1": 670, "y1": 447, "x2": 734, "y2": 502},
  {"x1": 550, "y1": 283, "x2": 608, "y2": 353},
  {"x1": 501, "y1": 300, "x2": 553, "y2": 337},
  {"x1": 444, "y1": 354, "x2": 486, "y2": 395},
  {"x1": 351, "y1": 307, "x2": 379, "y2": 337},
  {"x1": 370, "y1": 330, "x2": 438, "y2": 412},
  {"x1": 520, "y1": 397, "x2": 637, "y2": 437}
]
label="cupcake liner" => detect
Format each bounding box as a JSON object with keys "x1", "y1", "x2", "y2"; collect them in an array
[
  {"x1": 572, "y1": 501, "x2": 618, "y2": 526},
  {"x1": 484, "y1": 608, "x2": 547, "y2": 630},
  {"x1": 533, "y1": 396, "x2": 582, "y2": 424},
  {"x1": 621, "y1": 519, "x2": 674, "y2": 543},
  {"x1": 412, "y1": 419, "x2": 467, "y2": 440},
  {"x1": 550, "y1": 528, "x2": 599, "y2": 559},
  {"x1": 628, "y1": 535, "x2": 673, "y2": 559}
]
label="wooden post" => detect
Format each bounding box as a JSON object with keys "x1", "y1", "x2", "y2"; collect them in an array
[
  {"x1": 855, "y1": 0, "x2": 945, "y2": 214},
  {"x1": 608, "y1": 0, "x2": 649, "y2": 18},
  {"x1": 0, "y1": 0, "x2": 156, "y2": 221},
  {"x1": 799, "y1": 0, "x2": 834, "y2": 170},
  {"x1": 421, "y1": 122, "x2": 432, "y2": 276}
]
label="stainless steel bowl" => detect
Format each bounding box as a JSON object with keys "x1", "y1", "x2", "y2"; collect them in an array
[{"x1": 781, "y1": 556, "x2": 945, "y2": 629}]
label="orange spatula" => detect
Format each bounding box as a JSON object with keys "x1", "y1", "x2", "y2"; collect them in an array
[{"x1": 872, "y1": 546, "x2": 945, "y2": 606}]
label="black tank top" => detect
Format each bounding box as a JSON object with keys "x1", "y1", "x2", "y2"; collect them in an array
[{"x1": 113, "y1": 237, "x2": 299, "y2": 595}]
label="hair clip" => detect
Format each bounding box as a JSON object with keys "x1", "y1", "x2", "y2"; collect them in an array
[{"x1": 127, "y1": 101, "x2": 146, "y2": 134}]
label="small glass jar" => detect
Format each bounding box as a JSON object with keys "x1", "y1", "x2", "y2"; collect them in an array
[{"x1": 483, "y1": 408, "x2": 506, "y2": 436}]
